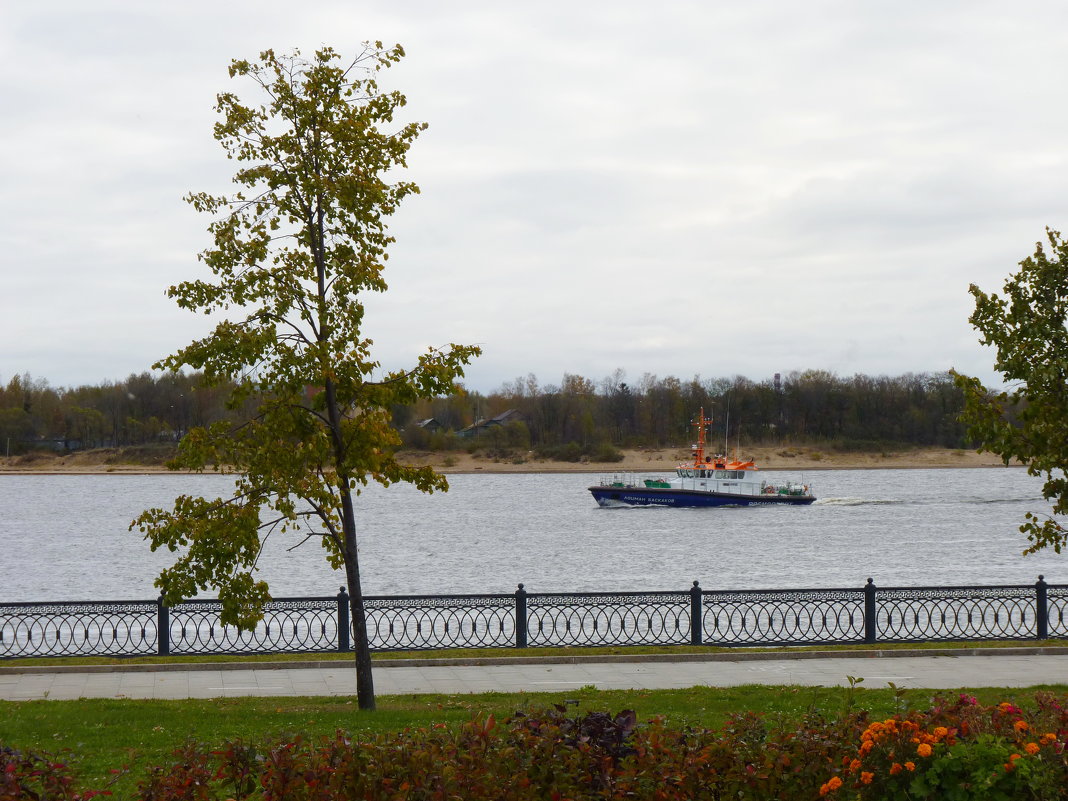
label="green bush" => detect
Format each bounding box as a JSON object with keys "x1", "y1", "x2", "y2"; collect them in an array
[
  {"x1": 590, "y1": 443, "x2": 624, "y2": 462},
  {"x1": 830, "y1": 438, "x2": 914, "y2": 453},
  {"x1": 535, "y1": 442, "x2": 585, "y2": 462}
]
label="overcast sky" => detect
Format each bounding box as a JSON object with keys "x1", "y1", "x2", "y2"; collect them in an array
[{"x1": 4, "y1": 1, "x2": 1067, "y2": 394}]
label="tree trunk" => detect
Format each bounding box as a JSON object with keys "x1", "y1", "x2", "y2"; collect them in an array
[
  {"x1": 322, "y1": 368, "x2": 376, "y2": 709},
  {"x1": 340, "y1": 483, "x2": 375, "y2": 710}
]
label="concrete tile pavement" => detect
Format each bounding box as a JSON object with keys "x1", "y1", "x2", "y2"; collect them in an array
[{"x1": 1, "y1": 651, "x2": 1066, "y2": 701}]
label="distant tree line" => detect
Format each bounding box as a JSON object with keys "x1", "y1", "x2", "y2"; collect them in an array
[
  {"x1": 1, "y1": 368, "x2": 970, "y2": 457},
  {"x1": 0, "y1": 371, "x2": 236, "y2": 454},
  {"x1": 399, "y1": 369, "x2": 970, "y2": 456}
]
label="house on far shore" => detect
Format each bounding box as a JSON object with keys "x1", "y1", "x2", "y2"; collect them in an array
[
  {"x1": 456, "y1": 409, "x2": 525, "y2": 439},
  {"x1": 415, "y1": 418, "x2": 443, "y2": 433}
]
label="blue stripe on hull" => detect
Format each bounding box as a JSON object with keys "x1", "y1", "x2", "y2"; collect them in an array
[{"x1": 588, "y1": 487, "x2": 816, "y2": 507}]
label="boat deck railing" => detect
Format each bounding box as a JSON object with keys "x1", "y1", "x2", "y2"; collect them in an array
[{"x1": 594, "y1": 472, "x2": 662, "y2": 489}]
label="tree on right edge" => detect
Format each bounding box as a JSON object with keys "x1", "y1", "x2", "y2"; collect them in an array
[{"x1": 953, "y1": 227, "x2": 1068, "y2": 554}]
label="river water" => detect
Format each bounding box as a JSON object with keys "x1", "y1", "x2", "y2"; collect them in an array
[{"x1": 1, "y1": 468, "x2": 1064, "y2": 602}]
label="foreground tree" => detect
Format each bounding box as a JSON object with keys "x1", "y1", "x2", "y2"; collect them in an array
[
  {"x1": 953, "y1": 228, "x2": 1068, "y2": 554},
  {"x1": 132, "y1": 45, "x2": 479, "y2": 710}
]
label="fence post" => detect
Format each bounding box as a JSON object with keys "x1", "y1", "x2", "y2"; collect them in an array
[
  {"x1": 863, "y1": 578, "x2": 877, "y2": 644},
  {"x1": 1036, "y1": 575, "x2": 1049, "y2": 641},
  {"x1": 690, "y1": 581, "x2": 703, "y2": 645},
  {"x1": 157, "y1": 596, "x2": 170, "y2": 657},
  {"x1": 337, "y1": 586, "x2": 350, "y2": 652},
  {"x1": 515, "y1": 583, "x2": 528, "y2": 649}
]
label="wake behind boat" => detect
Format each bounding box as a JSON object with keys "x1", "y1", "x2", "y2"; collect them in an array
[{"x1": 588, "y1": 408, "x2": 816, "y2": 508}]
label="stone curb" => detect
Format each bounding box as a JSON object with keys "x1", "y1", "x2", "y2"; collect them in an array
[{"x1": 3, "y1": 646, "x2": 1067, "y2": 675}]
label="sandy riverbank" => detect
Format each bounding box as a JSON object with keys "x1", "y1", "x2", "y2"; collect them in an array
[
  {"x1": 403, "y1": 446, "x2": 1018, "y2": 473},
  {"x1": 0, "y1": 445, "x2": 1019, "y2": 475}
]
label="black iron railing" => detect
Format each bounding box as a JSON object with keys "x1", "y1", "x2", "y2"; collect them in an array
[{"x1": 0, "y1": 576, "x2": 1064, "y2": 660}]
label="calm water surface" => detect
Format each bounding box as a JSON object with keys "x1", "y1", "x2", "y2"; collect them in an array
[{"x1": 1, "y1": 468, "x2": 1064, "y2": 602}]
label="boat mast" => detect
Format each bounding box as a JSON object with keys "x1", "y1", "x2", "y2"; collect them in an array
[
  {"x1": 723, "y1": 396, "x2": 730, "y2": 457},
  {"x1": 692, "y1": 408, "x2": 710, "y2": 468}
]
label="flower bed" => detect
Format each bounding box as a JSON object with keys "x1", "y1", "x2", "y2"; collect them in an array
[{"x1": 3, "y1": 694, "x2": 1067, "y2": 800}]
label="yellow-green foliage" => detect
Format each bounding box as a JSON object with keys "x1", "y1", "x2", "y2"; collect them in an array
[{"x1": 131, "y1": 45, "x2": 479, "y2": 710}]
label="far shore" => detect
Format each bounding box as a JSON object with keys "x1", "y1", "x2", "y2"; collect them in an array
[{"x1": 0, "y1": 445, "x2": 1020, "y2": 475}]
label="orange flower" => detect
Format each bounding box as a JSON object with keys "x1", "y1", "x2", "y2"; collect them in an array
[
  {"x1": 1025, "y1": 742, "x2": 1040, "y2": 755},
  {"x1": 1040, "y1": 733, "x2": 1057, "y2": 746},
  {"x1": 890, "y1": 763, "x2": 903, "y2": 775},
  {"x1": 1009, "y1": 753, "x2": 1022, "y2": 762},
  {"x1": 998, "y1": 702, "x2": 1013, "y2": 712},
  {"x1": 860, "y1": 772, "x2": 874, "y2": 785},
  {"x1": 1014, "y1": 720, "x2": 1030, "y2": 733},
  {"x1": 849, "y1": 759, "x2": 862, "y2": 773},
  {"x1": 933, "y1": 726, "x2": 948, "y2": 739},
  {"x1": 1005, "y1": 762, "x2": 1015, "y2": 772},
  {"x1": 916, "y1": 743, "x2": 933, "y2": 758},
  {"x1": 859, "y1": 741, "x2": 874, "y2": 756},
  {"x1": 904, "y1": 762, "x2": 916, "y2": 772},
  {"x1": 820, "y1": 776, "x2": 844, "y2": 795}
]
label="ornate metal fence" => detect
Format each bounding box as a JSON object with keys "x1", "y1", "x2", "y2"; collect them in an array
[
  {"x1": 876, "y1": 585, "x2": 1040, "y2": 642},
  {"x1": 364, "y1": 594, "x2": 516, "y2": 651},
  {"x1": 699, "y1": 586, "x2": 866, "y2": 646},
  {"x1": 1051, "y1": 586, "x2": 1068, "y2": 638},
  {"x1": 164, "y1": 597, "x2": 339, "y2": 656},
  {"x1": 0, "y1": 576, "x2": 1062, "y2": 660},
  {"x1": 0, "y1": 600, "x2": 159, "y2": 659},
  {"x1": 525, "y1": 590, "x2": 693, "y2": 648}
]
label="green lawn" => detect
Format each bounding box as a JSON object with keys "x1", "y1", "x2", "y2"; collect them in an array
[{"x1": 3, "y1": 683, "x2": 1067, "y2": 797}]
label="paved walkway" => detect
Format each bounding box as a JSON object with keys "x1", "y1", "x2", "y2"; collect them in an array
[{"x1": 2, "y1": 651, "x2": 1066, "y2": 700}]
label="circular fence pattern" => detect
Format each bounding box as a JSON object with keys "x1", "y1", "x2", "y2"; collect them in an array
[
  {"x1": 365, "y1": 595, "x2": 515, "y2": 650},
  {"x1": 1050, "y1": 587, "x2": 1068, "y2": 638},
  {"x1": 526, "y1": 593, "x2": 691, "y2": 647},
  {"x1": 0, "y1": 602, "x2": 157, "y2": 658},
  {"x1": 877, "y1": 586, "x2": 1039, "y2": 641},
  {"x1": 168, "y1": 598, "x2": 338, "y2": 655},
  {"x1": 701, "y1": 590, "x2": 865, "y2": 645}
]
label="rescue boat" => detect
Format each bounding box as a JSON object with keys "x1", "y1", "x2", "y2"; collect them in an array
[{"x1": 588, "y1": 408, "x2": 816, "y2": 508}]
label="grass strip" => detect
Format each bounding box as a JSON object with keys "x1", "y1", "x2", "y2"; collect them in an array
[{"x1": 5, "y1": 638, "x2": 1067, "y2": 669}]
